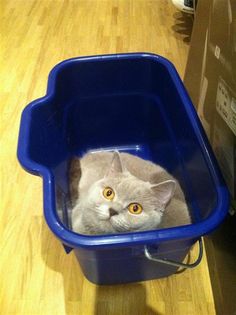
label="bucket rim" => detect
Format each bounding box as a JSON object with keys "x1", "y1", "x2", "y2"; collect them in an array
[{"x1": 17, "y1": 52, "x2": 230, "y2": 249}]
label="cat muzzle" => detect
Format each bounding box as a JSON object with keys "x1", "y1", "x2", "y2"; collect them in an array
[{"x1": 109, "y1": 208, "x2": 119, "y2": 217}]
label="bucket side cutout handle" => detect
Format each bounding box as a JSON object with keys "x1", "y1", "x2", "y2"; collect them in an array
[{"x1": 144, "y1": 238, "x2": 203, "y2": 269}]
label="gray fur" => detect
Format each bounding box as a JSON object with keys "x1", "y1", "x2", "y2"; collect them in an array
[{"x1": 70, "y1": 151, "x2": 191, "y2": 235}]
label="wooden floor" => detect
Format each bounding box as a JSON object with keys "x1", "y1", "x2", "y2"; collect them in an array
[{"x1": 1, "y1": 1, "x2": 215, "y2": 314}]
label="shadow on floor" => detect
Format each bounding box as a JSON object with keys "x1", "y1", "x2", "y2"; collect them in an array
[
  {"x1": 94, "y1": 282, "x2": 161, "y2": 315},
  {"x1": 171, "y1": 11, "x2": 194, "y2": 43},
  {"x1": 40, "y1": 220, "x2": 163, "y2": 315}
]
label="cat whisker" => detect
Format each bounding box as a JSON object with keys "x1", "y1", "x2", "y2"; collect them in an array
[
  {"x1": 94, "y1": 206, "x2": 110, "y2": 220},
  {"x1": 111, "y1": 218, "x2": 130, "y2": 232}
]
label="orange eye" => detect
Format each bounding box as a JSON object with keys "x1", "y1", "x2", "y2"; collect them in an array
[
  {"x1": 103, "y1": 187, "x2": 115, "y2": 200},
  {"x1": 128, "y1": 203, "x2": 143, "y2": 215}
]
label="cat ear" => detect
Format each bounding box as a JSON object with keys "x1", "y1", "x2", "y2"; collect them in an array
[
  {"x1": 105, "y1": 151, "x2": 125, "y2": 177},
  {"x1": 151, "y1": 180, "x2": 176, "y2": 207}
]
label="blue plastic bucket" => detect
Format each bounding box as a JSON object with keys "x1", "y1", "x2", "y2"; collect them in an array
[{"x1": 17, "y1": 53, "x2": 229, "y2": 284}]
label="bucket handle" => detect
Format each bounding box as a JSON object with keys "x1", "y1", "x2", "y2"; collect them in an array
[{"x1": 144, "y1": 238, "x2": 203, "y2": 269}]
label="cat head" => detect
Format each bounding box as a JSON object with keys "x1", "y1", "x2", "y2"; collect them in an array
[{"x1": 85, "y1": 152, "x2": 176, "y2": 233}]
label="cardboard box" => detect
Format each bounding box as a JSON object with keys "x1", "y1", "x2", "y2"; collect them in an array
[
  {"x1": 184, "y1": 2, "x2": 236, "y2": 314},
  {"x1": 184, "y1": 0, "x2": 236, "y2": 202}
]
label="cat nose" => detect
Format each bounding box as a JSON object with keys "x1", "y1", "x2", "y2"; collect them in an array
[{"x1": 109, "y1": 208, "x2": 118, "y2": 217}]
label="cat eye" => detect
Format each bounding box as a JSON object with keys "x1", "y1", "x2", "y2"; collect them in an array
[
  {"x1": 103, "y1": 187, "x2": 115, "y2": 200},
  {"x1": 128, "y1": 203, "x2": 143, "y2": 215}
]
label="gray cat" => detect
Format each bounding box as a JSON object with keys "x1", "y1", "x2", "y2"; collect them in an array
[{"x1": 70, "y1": 151, "x2": 191, "y2": 235}]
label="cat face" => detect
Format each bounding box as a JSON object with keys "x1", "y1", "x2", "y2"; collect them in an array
[{"x1": 83, "y1": 152, "x2": 176, "y2": 233}]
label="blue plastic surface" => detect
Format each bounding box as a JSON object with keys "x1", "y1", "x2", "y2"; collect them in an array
[{"x1": 17, "y1": 53, "x2": 229, "y2": 284}]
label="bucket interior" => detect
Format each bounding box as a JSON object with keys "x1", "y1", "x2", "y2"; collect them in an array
[
  {"x1": 52, "y1": 94, "x2": 217, "y2": 230},
  {"x1": 26, "y1": 57, "x2": 218, "y2": 232}
]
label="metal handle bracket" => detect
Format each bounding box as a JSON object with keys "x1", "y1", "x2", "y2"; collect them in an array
[{"x1": 144, "y1": 238, "x2": 203, "y2": 269}]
